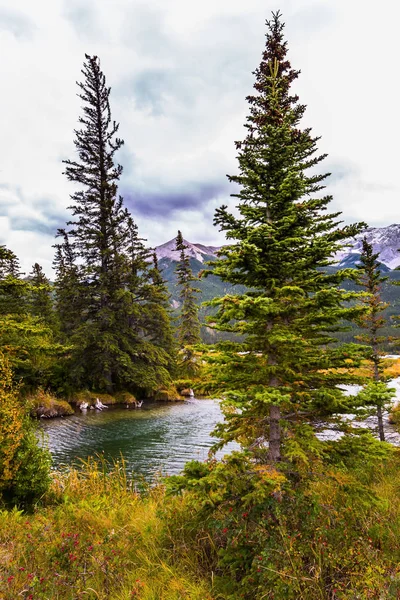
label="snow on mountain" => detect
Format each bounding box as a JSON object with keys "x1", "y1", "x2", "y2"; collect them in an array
[
  {"x1": 155, "y1": 239, "x2": 219, "y2": 263},
  {"x1": 335, "y1": 224, "x2": 400, "y2": 269},
  {"x1": 155, "y1": 225, "x2": 400, "y2": 270}
]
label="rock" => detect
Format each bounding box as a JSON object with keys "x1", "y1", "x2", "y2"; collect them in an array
[
  {"x1": 94, "y1": 397, "x2": 108, "y2": 410},
  {"x1": 31, "y1": 392, "x2": 74, "y2": 418},
  {"x1": 180, "y1": 388, "x2": 195, "y2": 397}
]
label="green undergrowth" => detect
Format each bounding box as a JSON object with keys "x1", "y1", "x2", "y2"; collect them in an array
[
  {"x1": 163, "y1": 436, "x2": 400, "y2": 600},
  {"x1": 1, "y1": 447, "x2": 400, "y2": 599},
  {"x1": 0, "y1": 457, "x2": 212, "y2": 600}
]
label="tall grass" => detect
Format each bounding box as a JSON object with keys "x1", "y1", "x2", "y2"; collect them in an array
[
  {"x1": 1, "y1": 453, "x2": 400, "y2": 599},
  {"x1": 0, "y1": 457, "x2": 213, "y2": 600}
]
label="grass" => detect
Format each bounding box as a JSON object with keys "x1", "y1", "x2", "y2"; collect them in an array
[
  {"x1": 28, "y1": 389, "x2": 74, "y2": 418},
  {"x1": 0, "y1": 458, "x2": 213, "y2": 600},
  {"x1": 2, "y1": 450, "x2": 400, "y2": 598}
]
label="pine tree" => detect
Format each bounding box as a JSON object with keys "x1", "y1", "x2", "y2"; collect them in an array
[
  {"x1": 145, "y1": 252, "x2": 177, "y2": 373},
  {"x1": 53, "y1": 229, "x2": 84, "y2": 338},
  {"x1": 355, "y1": 237, "x2": 396, "y2": 441},
  {"x1": 59, "y1": 54, "x2": 173, "y2": 394},
  {"x1": 0, "y1": 245, "x2": 27, "y2": 315},
  {"x1": 207, "y1": 12, "x2": 366, "y2": 463},
  {"x1": 175, "y1": 231, "x2": 201, "y2": 347},
  {"x1": 0, "y1": 247, "x2": 62, "y2": 390},
  {"x1": 28, "y1": 263, "x2": 55, "y2": 327}
]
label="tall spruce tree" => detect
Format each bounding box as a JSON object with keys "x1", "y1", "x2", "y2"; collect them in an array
[
  {"x1": 355, "y1": 237, "x2": 396, "y2": 441},
  {"x1": 58, "y1": 54, "x2": 173, "y2": 394},
  {"x1": 145, "y1": 253, "x2": 177, "y2": 374},
  {"x1": 175, "y1": 232, "x2": 202, "y2": 377},
  {"x1": 175, "y1": 231, "x2": 201, "y2": 347},
  {"x1": 28, "y1": 263, "x2": 55, "y2": 327},
  {"x1": 207, "y1": 12, "x2": 366, "y2": 463}
]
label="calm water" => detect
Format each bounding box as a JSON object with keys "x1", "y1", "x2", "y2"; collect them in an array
[{"x1": 40, "y1": 399, "x2": 237, "y2": 479}]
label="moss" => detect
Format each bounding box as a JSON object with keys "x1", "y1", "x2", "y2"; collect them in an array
[
  {"x1": 29, "y1": 390, "x2": 74, "y2": 418},
  {"x1": 114, "y1": 391, "x2": 137, "y2": 405},
  {"x1": 154, "y1": 386, "x2": 184, "y2": 402},
  {"x1": 71, "y1": 390, "x2": 116, "y2": 406}
]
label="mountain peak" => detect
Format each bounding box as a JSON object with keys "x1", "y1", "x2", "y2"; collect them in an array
[{"x1": 155, "y1": 239, "x2": 219, "y2": 263}]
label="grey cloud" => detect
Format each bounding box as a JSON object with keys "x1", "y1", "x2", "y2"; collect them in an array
[
  {"x1": 123, "y1": 70, "x2": 172, "y2": 116},
  {"x1": 32, "y1": 196, "x2": 68, "y2": 218},
  {"x1": 115, "y1": 10, "x2": 258, "y2": 113},
  {"x1": 325, "y1": 160, "x2": 359, "y2": 185},
  {"x1": 0, "y1": 8, "x2": 36, "y2": 39},
  {"x1": 120, "y1": 4, "x2": 171, "y2": 56},
  {"x1": 356, "y1": 181, "x2": 396, "y2": 193},
  {"x1": 10, "y1": 216, "x2": 60, "y2": 236},
  {"x1": 325, "y1": 161, "x2": 396, "y2": 194},
  {"x1": 63, "y1": 0, "x2": 104, "y2": 41},
  {"x1": 122, "y1": 182, "x2": 228, "y2": 218}
]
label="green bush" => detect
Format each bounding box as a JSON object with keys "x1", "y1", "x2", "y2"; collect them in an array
[
  {"x1": 1, "y1": 421, "x2": 51, "y2": 509},
  {"x1": 0, "y1": 351, "x2": 52, "y2": 509},
  {"x1": 163, "y1": 447, "x2": 400, "y2": 599}
]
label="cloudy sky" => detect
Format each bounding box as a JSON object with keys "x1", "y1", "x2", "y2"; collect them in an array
[{"x1": 0, "y1": 0, "x2": 398, "y2": 273}]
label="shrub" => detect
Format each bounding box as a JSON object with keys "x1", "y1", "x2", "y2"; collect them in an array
[
  {"x1": 164, "y1": 447, "x2": 400, "y2": 599},
  {"x1": 0, "y1": 350, "x2": 51, "y2": 509}
]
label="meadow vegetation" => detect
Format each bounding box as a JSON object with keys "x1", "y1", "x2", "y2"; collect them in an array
[{"x1": 0, "y1": 451, "x2": 400, "y2": 599}]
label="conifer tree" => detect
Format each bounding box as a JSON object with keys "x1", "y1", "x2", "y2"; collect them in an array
[
  {"x1": 28, "y1": 263, "x2": 55, "y2": 327},
  {"x1": 53, "y1": 230, "x2": 83, "y2": 338},
  {"x1": 207, "y1": 12, "x2": 366, "y2": 463},
  {"x1": 0, "y1": 246, "x2": 27, "y2": 315},
  {"x1": 58, "y1": 54, "x2": 173, "y2": 393},
  {"x1": 175, "y1": 231, "x2": 201, "y2": 347},
  {"x1": 0, "y1": 247, "x2": 62, "y2": 389},
  {"x1": 145, "y1": 253, "x2": 177, "y2": 374},
  {"x1": 355, "y1": 237, "x2": 396, "y2": 441},
  {"x1": 175, "y1": 232, "x2": 202, "y2": 377}
]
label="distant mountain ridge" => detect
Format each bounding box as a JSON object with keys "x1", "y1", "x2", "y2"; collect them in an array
[
  {"x1": 155, "y1": 239, "x2": 219, "y2": 263},
  {"x1": 334, "y1": 224, "x2": 400, "y2": 270},
  {"x1": 153, "y1": 225, "x2": 400, "y2": 345},
  {"x1": 155, "y1": 224, "x2": 400, "y2": 270}
]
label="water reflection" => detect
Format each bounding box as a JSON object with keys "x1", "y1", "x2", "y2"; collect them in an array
[{"x1": 40, "y1": 399, "x2": 238, "y2": 479}]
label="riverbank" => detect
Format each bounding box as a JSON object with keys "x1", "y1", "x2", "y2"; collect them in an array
[
  {"x1": 0, "y1": 459, "x2": 213, "y2": 600},
  {"x1": 29, "y1": 386, "x2": 188, "y2": 419}
]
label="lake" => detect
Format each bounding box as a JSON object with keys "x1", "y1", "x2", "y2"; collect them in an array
[
  {"x1": 40, "y1": 398, "x2": 238, "y2": 479},
  {"x1": 40, "y1": 386, "x2": 400, "y2": 480}
]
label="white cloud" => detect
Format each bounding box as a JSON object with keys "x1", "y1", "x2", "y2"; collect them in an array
[{"x1": 0, "y1": 0, "x2": 399, "y2": 273}]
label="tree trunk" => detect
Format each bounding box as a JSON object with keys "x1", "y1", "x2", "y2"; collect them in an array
[
  {"x1": 269, "y1": 404, "x2": 281, "y2": 462},
  {"x1": 377, "y1": 405, "x2": 385, "y2": 442},
  {"x1": 373, "y1": 342, "x2": 385, "y2": 442}
]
